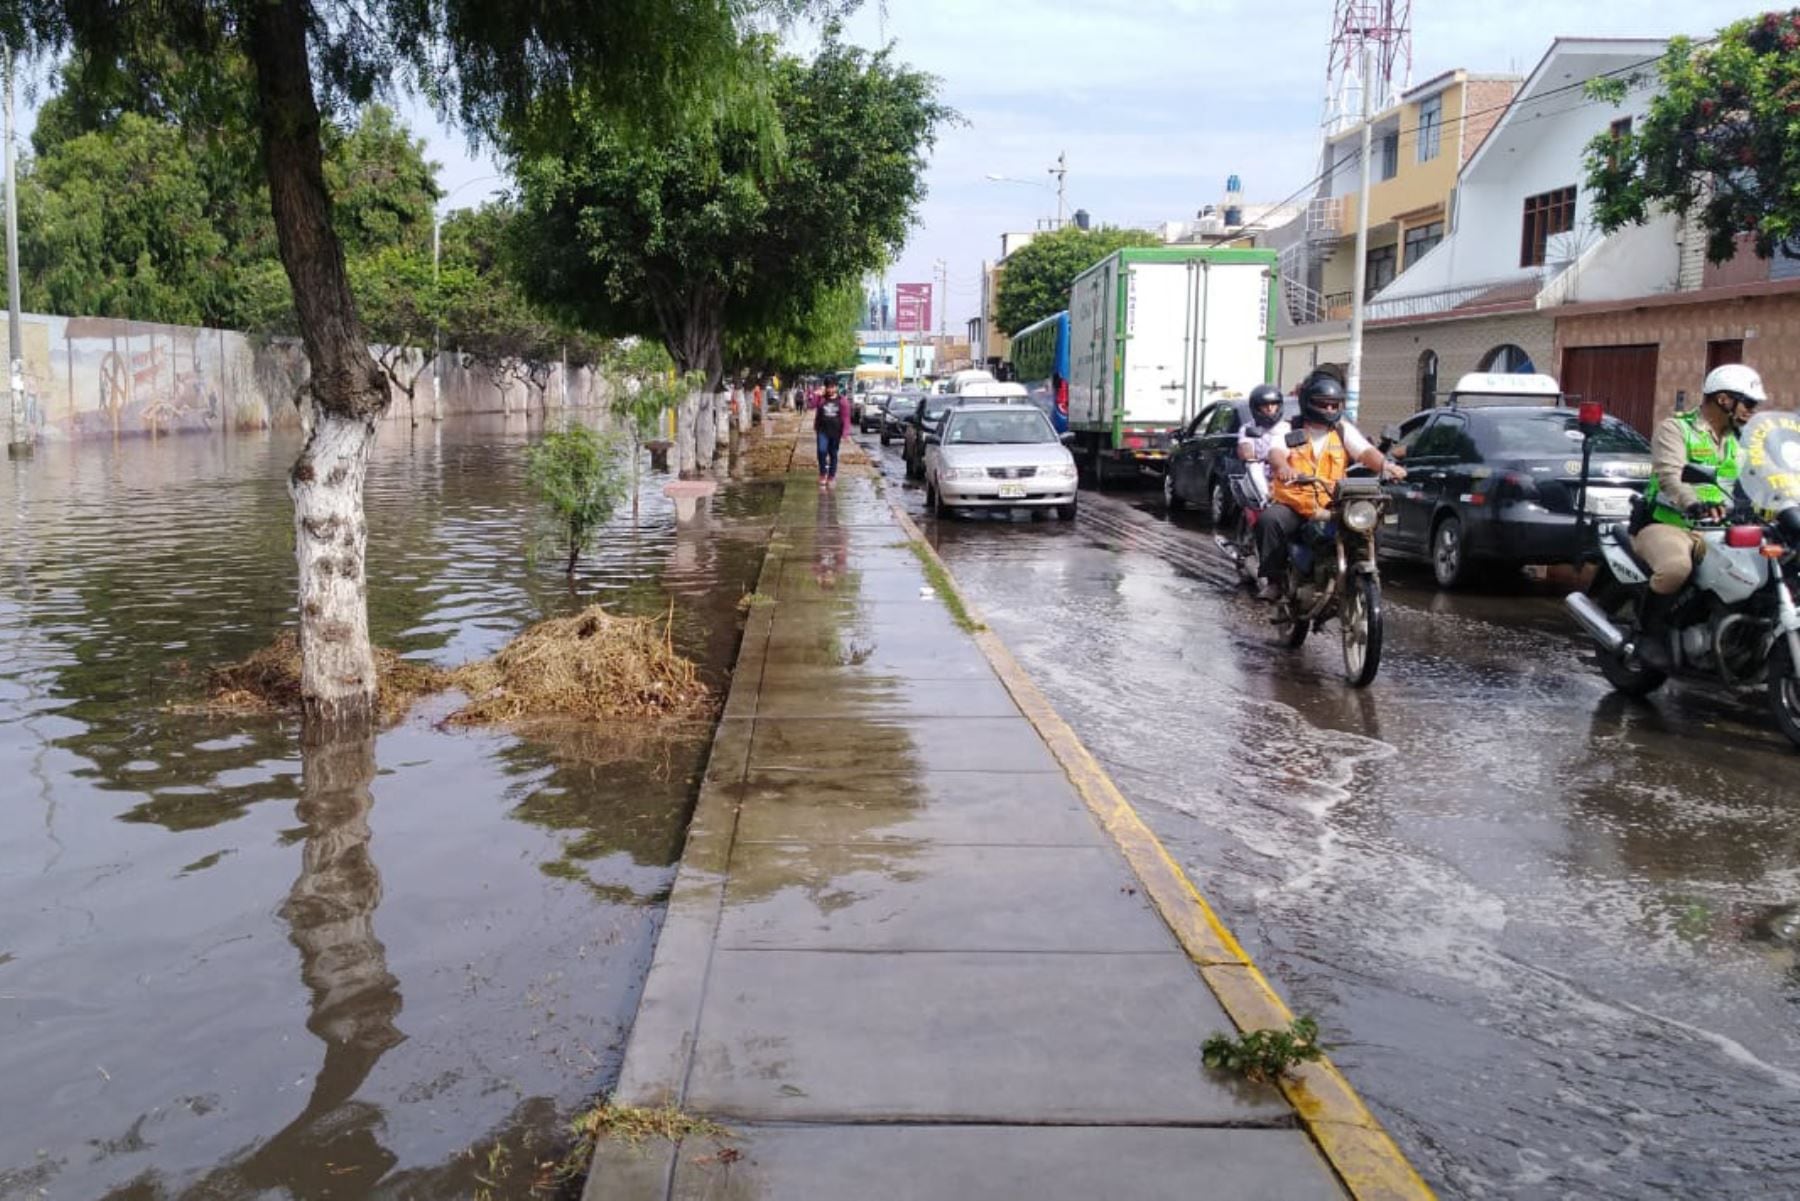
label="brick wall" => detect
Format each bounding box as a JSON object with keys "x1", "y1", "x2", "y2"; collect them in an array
[
  {"x1": 1358, "y1": 311, "x2": 1555, "y2": 428},
  {"x1": 1555, "y1": 291, "x2": 1800, "y2": 425},
  {"x1": 1460, "y1": 80, "x2": 1521, "y2": 164}
]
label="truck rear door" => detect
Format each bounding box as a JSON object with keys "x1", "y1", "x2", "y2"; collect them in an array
[
  {"x1": 1193, "y1": 262, "x2": 1273, "y2": 413},
  {"x1": 1120, "y1": 260, "x2": 1189, "y2": 431}
]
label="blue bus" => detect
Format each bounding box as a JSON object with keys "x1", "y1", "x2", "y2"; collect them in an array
[{"x1": 1008, "y1": 311, "x2": 1070, "y2": 433}]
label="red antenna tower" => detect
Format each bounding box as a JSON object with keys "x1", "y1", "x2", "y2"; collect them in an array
[{"x1": 1324, "y1": 0, "x2": 1413, "y2": 134}]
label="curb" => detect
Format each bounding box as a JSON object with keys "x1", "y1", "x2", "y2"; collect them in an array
[{"x1": 881, "y1": 492, "x2": 1435, "y2": 1201}]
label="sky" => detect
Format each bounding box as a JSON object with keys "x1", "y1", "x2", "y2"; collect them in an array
[{"x1": 19, "y1": 1, "x2": 1765, "y2": 335}]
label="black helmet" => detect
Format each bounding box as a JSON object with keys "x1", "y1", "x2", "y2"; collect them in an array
[
  {"x1": 1299, "y1": 375, "x2": 1347, "y2": 428},
  {"x1": 1247, "y1": 384, "x2": 1284, "y2": 429}
]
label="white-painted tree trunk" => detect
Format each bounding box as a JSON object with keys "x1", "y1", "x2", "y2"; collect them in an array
[
  {"x1": 696, "y1": 392, "x2": 718, "y2": 466},
  {"x1": 290, "y1": 411, "x2": 378, "y2": 735},
  {"x1": 676, "y1": 387, "x2": 703, "y2": 476}
]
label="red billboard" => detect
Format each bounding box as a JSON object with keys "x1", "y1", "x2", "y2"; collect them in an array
[{"x1": 895, "y1": 282, "x2": 932, "y2": 334}]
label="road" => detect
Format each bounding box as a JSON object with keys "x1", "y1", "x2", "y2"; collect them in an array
[{"x1": 863, "y1": 431, "x2": 1800, "y2": 1199}]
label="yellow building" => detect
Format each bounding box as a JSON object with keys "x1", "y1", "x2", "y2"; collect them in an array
[{"x1": 1273, "y1": 69, "x2": 1521, "y2": 389}]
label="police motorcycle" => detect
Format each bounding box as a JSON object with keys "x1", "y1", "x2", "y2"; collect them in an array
[
  {"x1": 1566, "y1": 409, "x2": 1800, "y2": 748},
  {"x1": 1270, "y1": 442, "x2": 1394, "y2": 689}
]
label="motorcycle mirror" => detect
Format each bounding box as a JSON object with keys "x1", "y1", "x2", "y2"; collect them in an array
[
  {"x1": 1680, "y1": 464, "x2": 1718, "y2": 485},
  {"x1": 1284, "y1": 430, "x2": 1308, "y2": 449}
]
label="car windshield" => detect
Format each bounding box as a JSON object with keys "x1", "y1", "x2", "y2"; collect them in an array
[
  {"x1": 1476, "y1": 410, "x2": 1650, "y2": 456},
  {"x1": 922, "y1": 399, "x2": 955, "y2": 420},
  {"x1": 946, "y1": 410, "x2": 1056, "y2": 445}
]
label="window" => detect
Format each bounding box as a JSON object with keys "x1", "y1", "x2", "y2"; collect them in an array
[
  {"x1": 1403, "y1": 221, "x2": 1445, "y2": 267},
  {"x1": 1366, "y1": 244, "x2": 1397, "y2": 299},
  {"x1": 1205, "y1": 404, "x2": 1240, "y2": 436},
  {"x1": 1380, "y1": 132, "x2": 1399, "y2": 181},
  {"x1": 1417, "y1": 96, "x2": 1443, "y2": 162},
  {"x1": 1706, "y1": 338, "x2": 1744, "y2": 371},
  {"x1": 1411, "y1": 414, "x2": 1471, "y2": 460},
  {"x1": 1478, "y1": 344, "x2": 1536, "y2": 374},
  {"x1": 1521, "y1": 186, "x2": 1576, "y2": 267},
  {"x1": 1393, "y1": 413, "x2": 1436, "y2": 458},
  {"x1": 1417, "y1": 350, "x2": 1439, "y2": 410},
  {"x1": 1609, "y1": 117, "x2": 1633, "y2": 140}
]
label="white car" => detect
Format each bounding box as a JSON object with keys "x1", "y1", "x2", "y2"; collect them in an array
[{"x1": 924, "y1": 402, "x2": 1079, "y2": 521}]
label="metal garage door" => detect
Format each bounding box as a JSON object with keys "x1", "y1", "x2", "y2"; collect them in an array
[{"x1": 1560, "y1": 344, "x2": 1660, "y2": 435}]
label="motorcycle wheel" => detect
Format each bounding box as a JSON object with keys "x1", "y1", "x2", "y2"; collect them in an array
[
  {"x1": 1767, "y1": 642, "x2": 1800, "y2": 749},
  {"x1": 1232, "y1": 511, "x2": 1259, "y2": 585},
  {"x1": 1275, "y1": 569, "x2": 1310, "y2": 649},
  {"x1": 1342, "y1": 573, "x2": 1383, "y2": 688},
  {"x1": 1589, "y1": 568, "x2": 1667, "y2": 696}
]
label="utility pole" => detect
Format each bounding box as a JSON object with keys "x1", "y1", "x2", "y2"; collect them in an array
[
  {"x1": 5, "y1": 45, "x2": 28, "y2": 461},
  {"x1": 1345, "y1": 40, "x2": 1375, "y2": 426},
  {"x1": 933, "y1": 259, "x2": 947, "y2": 340},
  {"x1": 431, "y1": 213, "x2": 443, "y2": 423},
  {"x1": 1049, "y1": 151, "x2": 1067, "y2": 228}
]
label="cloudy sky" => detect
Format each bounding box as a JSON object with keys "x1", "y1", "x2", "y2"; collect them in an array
[{"x1": 379, "y1": 1, "x2": 1762, "y2": 331}]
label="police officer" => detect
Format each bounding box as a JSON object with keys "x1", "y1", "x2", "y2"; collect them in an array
[{"x1": 1633, "y1": 363, "x2": 1766, "y2": 668}]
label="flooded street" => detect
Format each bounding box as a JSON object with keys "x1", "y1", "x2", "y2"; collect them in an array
[
  {"x1": 871, "y1": 434, "x2": 1800, "y2": 1199},
  {"x1": 0, "y1": 418, "x2": 775, "y2": 1200}
]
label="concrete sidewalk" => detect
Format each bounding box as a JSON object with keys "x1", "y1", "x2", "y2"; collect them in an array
[{"x1": 586, "y1": 453, "x2": 1421, "y2": 1199}]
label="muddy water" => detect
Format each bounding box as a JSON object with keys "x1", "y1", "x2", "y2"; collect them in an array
[
  {"x1": 0, "y1": 417, "x2": 777, "y2": 1200},
  {"x1": 870, "y1": 437, "x2": 1800, "y2": 1199}
]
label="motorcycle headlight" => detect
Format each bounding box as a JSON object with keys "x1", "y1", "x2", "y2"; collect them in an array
[{"x1": 1344, "y1": 499, "x2": 1379, "y2": 533}]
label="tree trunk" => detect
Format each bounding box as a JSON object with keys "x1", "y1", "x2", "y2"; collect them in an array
[{"x1": 247, "y1": 0, "x2": 390, "y2": 738}]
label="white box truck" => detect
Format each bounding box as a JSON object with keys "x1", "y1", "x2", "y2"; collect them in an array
[{"x1": 1067, "y1": 246, "x2": 1278, "y2": 482}]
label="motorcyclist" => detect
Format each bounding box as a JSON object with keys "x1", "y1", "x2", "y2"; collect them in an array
[
  {"x1": 1631, "y1": 363, "x2": 1765, "y2": 669},
  {"x1": 1255, "y1": 374, "x2": 1405, "y2": 601},
  {"x1": 1235, "y1": 384, "x2": 1286, "y2": 504}
]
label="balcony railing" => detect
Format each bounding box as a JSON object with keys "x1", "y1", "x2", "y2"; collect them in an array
[{"x1": 1364, "y1": 271, "x2": 1547, "y2": 322}]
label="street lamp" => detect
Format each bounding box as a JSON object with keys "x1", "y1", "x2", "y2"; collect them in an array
[{"x1": 433, "y1": 173, "x2": 505, "y2": 422}]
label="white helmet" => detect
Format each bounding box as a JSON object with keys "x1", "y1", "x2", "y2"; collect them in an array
[{"x1": 1703, "y1": 363, "x2": 1767, "y2": 404}]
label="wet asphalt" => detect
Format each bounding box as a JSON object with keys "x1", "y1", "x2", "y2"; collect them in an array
[{"x1": 863, "y1": 431, "x2": 1800, "y2": 1199}]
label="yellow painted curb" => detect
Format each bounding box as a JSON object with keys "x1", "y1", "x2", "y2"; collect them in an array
[{"x1": 885, "y1": 499, "x2": 1435, "y2": 1201}]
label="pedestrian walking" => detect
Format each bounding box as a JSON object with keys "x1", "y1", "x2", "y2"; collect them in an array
[{"x1": 812, "y1": 378, "x2": 849, "y2": 487}]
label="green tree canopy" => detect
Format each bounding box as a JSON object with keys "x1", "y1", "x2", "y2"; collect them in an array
[
  {"x1": 510, "y1": 34, "x2": 949, "y2": 386},
  {"x1": 726, "y1": 275, "x2": 862, "y2": 377},
  {"x1": 993, "y1": 225, "x2": 1161, "y2": 337},
  {"x1": 1586, "y1": 11, "x2": 1800, "y2": 262}
]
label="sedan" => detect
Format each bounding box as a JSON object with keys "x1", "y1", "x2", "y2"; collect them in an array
[
  {"x1": 923, "y1": 403, "x2": 1079, "y2": 521},
  {"x1": 859, "y1": 390, "x2": 893, "y2": 433},
  {"x1": 903, "y1": 394, "x2": 959, "y2": 479},
  {"x1": 1380, "y1": 404, "x2": 1653, "y2": 587},
  {"x1": 1165, "y1": 396, "x2": 1298, "y2": 522}
]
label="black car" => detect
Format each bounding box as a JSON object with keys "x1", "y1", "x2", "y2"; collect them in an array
[
  {"x1": 903, "y1": 394, "x2": 958, "y2": 479},
  {"x1": 880, "y1": 391, "x2": 923, "y2": 445},
  {"x1": 1164, "y1": 397, "x2": 1298, "y2": 522},
  {"x1": 1380, "y1": 404, "x2": 1653, "y2": 587}
]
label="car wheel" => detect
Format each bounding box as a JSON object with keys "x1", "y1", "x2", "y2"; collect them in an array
[
  {"x1": 1431, "y1": 513, "x2": 1473, "y2": 589},
  {"x1": 931, "y1": 481, "x2": 954, "y2": 520},
  {"x1": 1163, "y1": 470, "x2": 1184, "y2": 511},
  {"x1": 1057, "y1": 498, "x2": 1078, "y2": 521},
  {"x1": 1208, "y1": 477, "x2": 1231, "y2": 528}
]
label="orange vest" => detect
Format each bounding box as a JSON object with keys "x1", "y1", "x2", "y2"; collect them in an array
[{"x1": 1271, "y1": 428, "x2": 1348, "y2": 518}]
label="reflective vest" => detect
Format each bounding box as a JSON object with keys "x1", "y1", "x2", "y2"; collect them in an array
[
  {"x1": 1271, "y1": 428, "x2": 1349, "y2": 519},
  {"x1": 1644, "y1": 409, "x2": 1739, "y2": 527}
]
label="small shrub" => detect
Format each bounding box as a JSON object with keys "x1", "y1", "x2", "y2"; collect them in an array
[
  {"x1": 527, "y1": 427, "x2": 628, "y2": 574},
  {"x1": 1201, "y1": 1017, "x2": 1323, "y2": 1084}
]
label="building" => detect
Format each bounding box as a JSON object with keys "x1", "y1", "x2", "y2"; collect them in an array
[
  {"x1": 855, "y1": 330, "x2": 936, "y2": 378},
  {"x1": 1269, "y1": 67, "x2": 1522, "y2": 391},
  {"x1": 1356, "y1": 38, "x2": 1709, "y2": 432},
  {"x1": 971, "y1": 231, "x2": 1039, "y2": 371}
]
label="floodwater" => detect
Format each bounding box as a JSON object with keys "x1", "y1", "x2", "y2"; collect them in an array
[
  {"x1": 0, "y1": 416, "x2": 777, "y2": 1200},
  {"x1": 871, "y1": 435, "x2": 1800, "y2": 1199}
]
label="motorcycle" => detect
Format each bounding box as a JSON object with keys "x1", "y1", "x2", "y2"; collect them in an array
[
  {"x1": 1214, "y1": 469, "x2": 1268, "y2": 586},
  {"x1": 1566, "y1": 409, "x2": 1800, "y2": 748},
  {"x1": 1270, "y1": 471, "x2": 1391, "y2": 688}
]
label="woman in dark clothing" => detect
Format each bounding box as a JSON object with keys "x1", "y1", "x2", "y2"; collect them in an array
[{"x1": 812, "y1": 379, "x2": 850, "y2": 487}]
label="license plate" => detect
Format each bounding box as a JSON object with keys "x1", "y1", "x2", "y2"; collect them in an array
[
  {"x1": 1589, "y1": 493, "x2": 1632, "y2": 517},
  {"x1": 998, "y1": 484, "x2": 1026, "y2": 499}
]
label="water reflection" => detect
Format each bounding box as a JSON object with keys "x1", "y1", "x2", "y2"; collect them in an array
[{"x1": 0, "y1": 419, "x2": 774, "y2": 1199}]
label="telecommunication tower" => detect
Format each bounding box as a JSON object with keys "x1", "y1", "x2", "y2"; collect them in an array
[{"x1": 1323, "y1": 0, "x2": 1412, "y2": 135}]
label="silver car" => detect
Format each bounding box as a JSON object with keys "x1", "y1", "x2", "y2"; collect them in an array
[{"x1": 923, "y1": 403, "x2": 1079, "y2": 521}]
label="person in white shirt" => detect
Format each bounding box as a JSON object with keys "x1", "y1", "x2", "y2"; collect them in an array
[{"x1": 1235, "y1": 384, "x2": 1286, "y2": 505}]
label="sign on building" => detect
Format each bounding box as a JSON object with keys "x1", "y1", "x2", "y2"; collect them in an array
[{"x1": 895, "y1": 283, "x2": 932, "y2": 334}]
